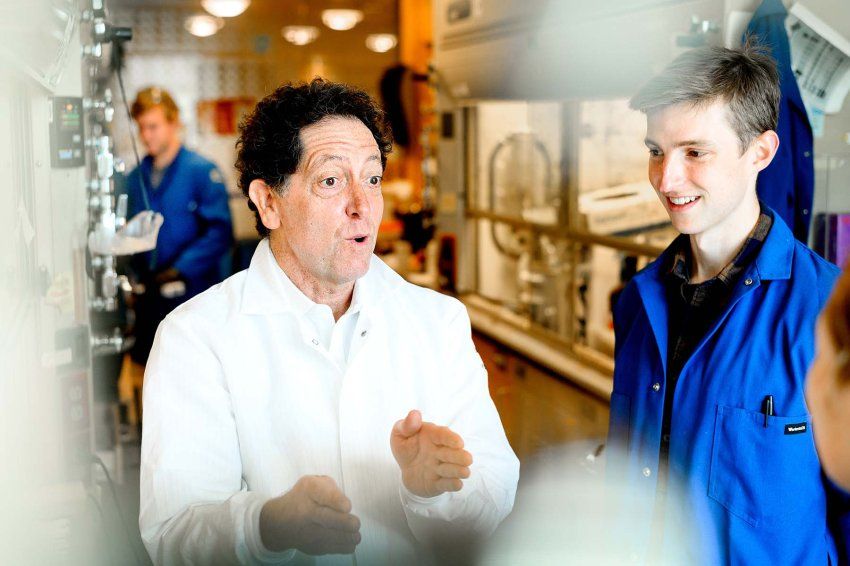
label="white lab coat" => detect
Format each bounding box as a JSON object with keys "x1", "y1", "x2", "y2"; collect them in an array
[{"x1": 139, "y1": 239, "x2": 520, "y2": 565}]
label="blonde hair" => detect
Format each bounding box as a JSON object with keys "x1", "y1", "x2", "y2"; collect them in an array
[{"x1": 131, "y1": 86, "x2": 180, "y2": 122}]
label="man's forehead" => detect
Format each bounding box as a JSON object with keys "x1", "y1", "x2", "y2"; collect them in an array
[
  {"x1": 645, "y1": 100, "x2": 733, "y2": 141},
  {"x1": 648, "y1": 98, "x2": 727, "y2": 121},
  {"x1": 300, "y1": 116, "x2": 377, "y2": 149}
]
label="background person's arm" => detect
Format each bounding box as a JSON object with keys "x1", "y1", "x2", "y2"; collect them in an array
[{"x1": 170, "y1": 165, "x2": 233, "y2": 283}]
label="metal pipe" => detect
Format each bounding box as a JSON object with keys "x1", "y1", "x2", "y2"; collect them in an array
[{"x1": 466, "y1": 208, "x2": 666, "y2": 257}]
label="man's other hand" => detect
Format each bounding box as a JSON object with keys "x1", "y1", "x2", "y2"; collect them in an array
[
  {"x1": 259, "y1": 475, "x2": 361, "y2": 555},
  {"x1": 390, "y1": 410, "x2": 473, "y2": 498}
]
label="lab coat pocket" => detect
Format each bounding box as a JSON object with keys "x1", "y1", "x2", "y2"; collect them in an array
[{"x1": 708, "y1": 404, "x2": 821, "y2": 528}]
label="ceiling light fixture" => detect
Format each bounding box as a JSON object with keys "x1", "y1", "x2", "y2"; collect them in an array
[
  {"x1": 365, "y1": 33, "x2": 397, "y2": 53},
  {"x1": 321, "y1": 9, "x2": 364, "y2": 31},
  {"x1": 184, "y1": 14, "x2": 224, "y2": 37},
  {"x1": 201, "y1": 0, "x2": 251, "y2": 18},
  {"x1": 282, "y1": 25, "x2": 320, "y2": 46}
]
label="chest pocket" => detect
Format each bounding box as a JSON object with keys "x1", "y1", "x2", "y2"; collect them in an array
[{"x1": 708, "y1": 404, "x2": 824, "y2": 529}]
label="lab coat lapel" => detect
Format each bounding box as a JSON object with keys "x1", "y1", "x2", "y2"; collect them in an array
[
  {"x1": 634, "y1": 262, "x2": 670, "y2": 376},
  {"x1": 665, "y1": 211, "x2": 795, "y2": 377},
  {"x1": 345, "y1": 256, "x2": 393, "y2": 368}
]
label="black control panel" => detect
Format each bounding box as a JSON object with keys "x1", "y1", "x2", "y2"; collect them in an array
[{"x1": 50, "y1": 96, "x2": 85, "y2": 168}]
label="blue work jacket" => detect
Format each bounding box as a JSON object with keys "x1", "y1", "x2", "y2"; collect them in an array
[
  {"x1": 607, "y1": 211, "x2": 850, "y2": 564},
  {"x1": 746, "y1": 0, "x2": 815, "y2": 242},
  {"x1": 126, "y1": 146, "x2": 233, "y2": 297}
]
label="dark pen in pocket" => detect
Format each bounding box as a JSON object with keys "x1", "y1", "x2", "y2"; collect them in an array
[{"x1": 762, "y1": 395, "x2": 774, "y2": 428}]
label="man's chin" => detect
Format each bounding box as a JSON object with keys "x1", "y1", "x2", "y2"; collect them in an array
[{"x1": 330, "y1": 261, "x2": 371, "y2": 286}]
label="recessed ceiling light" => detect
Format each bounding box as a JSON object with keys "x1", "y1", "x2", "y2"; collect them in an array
[
  {"x1": 201, "y1": 0, "x2": 251, "y2": 18},
  {"x1": 184, "y1": 14, "x2": 224, "y2": 37},
  {"x1": 282, "y1": 25, "x2": 320, "y2": 46},
  {"x1": 321, "y1": 9, "x2": 364, "y2": 31},
  {"x1": 366, "y1": 33, "x2": 397, "y2": 53}
]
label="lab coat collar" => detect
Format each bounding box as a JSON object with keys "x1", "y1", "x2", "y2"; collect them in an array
[
  {"x1": 240, "y1": 238, "x2": 399, "y2": 316},
  {"x1": 751, "y1": 206, "x2": 793, "y2": 282},
  {"x1": 635, "y1": 204, "x2": 793, "y2": 288},
  {"x1": 632, "y1": 205, "x2": 793, "y2": 371}
]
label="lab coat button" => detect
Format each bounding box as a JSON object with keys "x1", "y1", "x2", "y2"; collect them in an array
[
  {"x1": 642, "y1": 467, "x2": 652, "y2": 478},
  {"x1": 804, "y1": 151, "x2": 811, "y2": 157},
  {"x1": 311, "y1": 338, "x2": 319, "y2": 346},
  {"x1": 652, "y1": 382, "x2": 661, "y2": 392},
  {"x1": 744, "y1": 278, "x2": 753, "y2": 286},
  {"x1": 803, "y1": 209, "x2": 809, "y2": 215}
]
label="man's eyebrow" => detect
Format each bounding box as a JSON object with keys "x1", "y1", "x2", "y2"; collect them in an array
[
  {"x1": 309, "y1": 154, "x2": 347, "y2": 169},
  {"x1": 643, "y1": 138, "x2": 716, "y2": 148},
  {"x1": 307, "y1": 153, "x2": 381, "y2": 169}
]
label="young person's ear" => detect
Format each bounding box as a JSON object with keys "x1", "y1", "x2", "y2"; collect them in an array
[{"x1": 751, "y1": 130, "x2": 780, "y2": 173}]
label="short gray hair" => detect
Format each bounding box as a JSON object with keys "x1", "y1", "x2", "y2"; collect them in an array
[{"x1": 629, "y1": 42, "x2": 780, "y2": 152}]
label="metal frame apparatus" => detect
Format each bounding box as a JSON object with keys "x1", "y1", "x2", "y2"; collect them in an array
[
  {"x1": 456, "y1": 104, "x2": 670, "y2": 398},
  {"x1": 430, "y1": 0, "x2": 728, "y2": 398}
]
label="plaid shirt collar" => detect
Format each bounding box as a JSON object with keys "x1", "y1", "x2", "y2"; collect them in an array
[{"x1": 667, "y1": 207, "x2": 774, "y2": 287}]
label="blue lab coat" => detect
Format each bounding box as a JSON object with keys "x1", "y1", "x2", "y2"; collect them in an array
[
  {"x1": 746, "y1": 0, "x2": 815, "y2": 242},
  {"x1": 607, "y1": 211, "x2": 850, "y2": 564},
  {"x1": 126, "y1": 146, "x2": 233, "y2": 297}
]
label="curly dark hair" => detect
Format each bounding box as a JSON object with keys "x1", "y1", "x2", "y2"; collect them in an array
[{"x1": 235, "y1": 78, "x2": 393, "y2": 237}]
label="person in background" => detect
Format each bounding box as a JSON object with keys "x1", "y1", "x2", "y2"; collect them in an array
[
  {"x1": 606, "y1": 43, "x2": 849, "y2": 563},
  {"x1": 125, "y1": 86, "x2": 233, "y2": 365},
  {"x1": 807, "y1": 264, "x2": 850, "y2": 495},
  {"x1": 139, "y1": 79, "x2": 519, "y2": 565}
]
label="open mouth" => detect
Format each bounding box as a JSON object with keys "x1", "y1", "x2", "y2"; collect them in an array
[
  {"x1": 347, "y1": 234, "x2": 369, "y2": 244},
  {"x1": 667, "y1": 195, "x2": 700, "y2": 209}
]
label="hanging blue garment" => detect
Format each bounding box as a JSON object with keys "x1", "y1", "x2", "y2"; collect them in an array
[{"x1": 746, "y1": 0, "x2": 815, "y2": 243}]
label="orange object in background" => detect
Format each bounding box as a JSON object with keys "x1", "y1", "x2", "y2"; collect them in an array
[{"x1": 197, "y1": 97, "x2": 256, "y2": 135}]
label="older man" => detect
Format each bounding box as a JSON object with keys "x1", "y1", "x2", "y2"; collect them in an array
[{"x1": 139, "y1": 79, "x2": 519, "y2": 565}]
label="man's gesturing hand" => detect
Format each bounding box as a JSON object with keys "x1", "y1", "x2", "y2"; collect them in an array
[
  {"x1": 390, "y1": 410, "x2": 473, "y2": 498},
  {"x1": 259, "y1": 475, "x2": 361, "y2": 555}
]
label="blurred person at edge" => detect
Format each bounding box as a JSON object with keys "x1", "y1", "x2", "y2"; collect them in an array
[
  {"x1": 125, "y1": 86, "x2": 233, "y2": 365},
  {"x1": 138, "y1": 79, "x2": 519, "y2": 565},
  {"x1": 607, "y1": 43, "x2": 850, "y2": 563},
  {"x1": 808, "y1": 264, "x2": 850, "y2": 493}
]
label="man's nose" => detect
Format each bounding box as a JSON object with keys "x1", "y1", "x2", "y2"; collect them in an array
[
  {"x1": 656, "y1": 156, "x2": 685, "y2": 194},
  {"x1": 345, "y1": 183, "x2": 371, "y2": 219}
]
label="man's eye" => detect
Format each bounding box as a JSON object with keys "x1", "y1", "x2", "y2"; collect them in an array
[
  {"x1": 320, "y1": 177, "x2": 337, "y2": 188},
  {"x1": 368, "y1": 176, "x2": 381, "y2": 185},
  {"x1": 648, "y1": 149, "x2": 662, "y2": 157},
  {"x1": 687, "y1": 150, "x2": 705, "y2": 158}
]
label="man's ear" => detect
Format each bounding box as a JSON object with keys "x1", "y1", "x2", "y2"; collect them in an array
[
  {"x1": 248, "y1": 179, "x2": 282, "y2": 232},
  {"x1": 751, "y1": 130, "x2": 780, "y2": 174}
]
